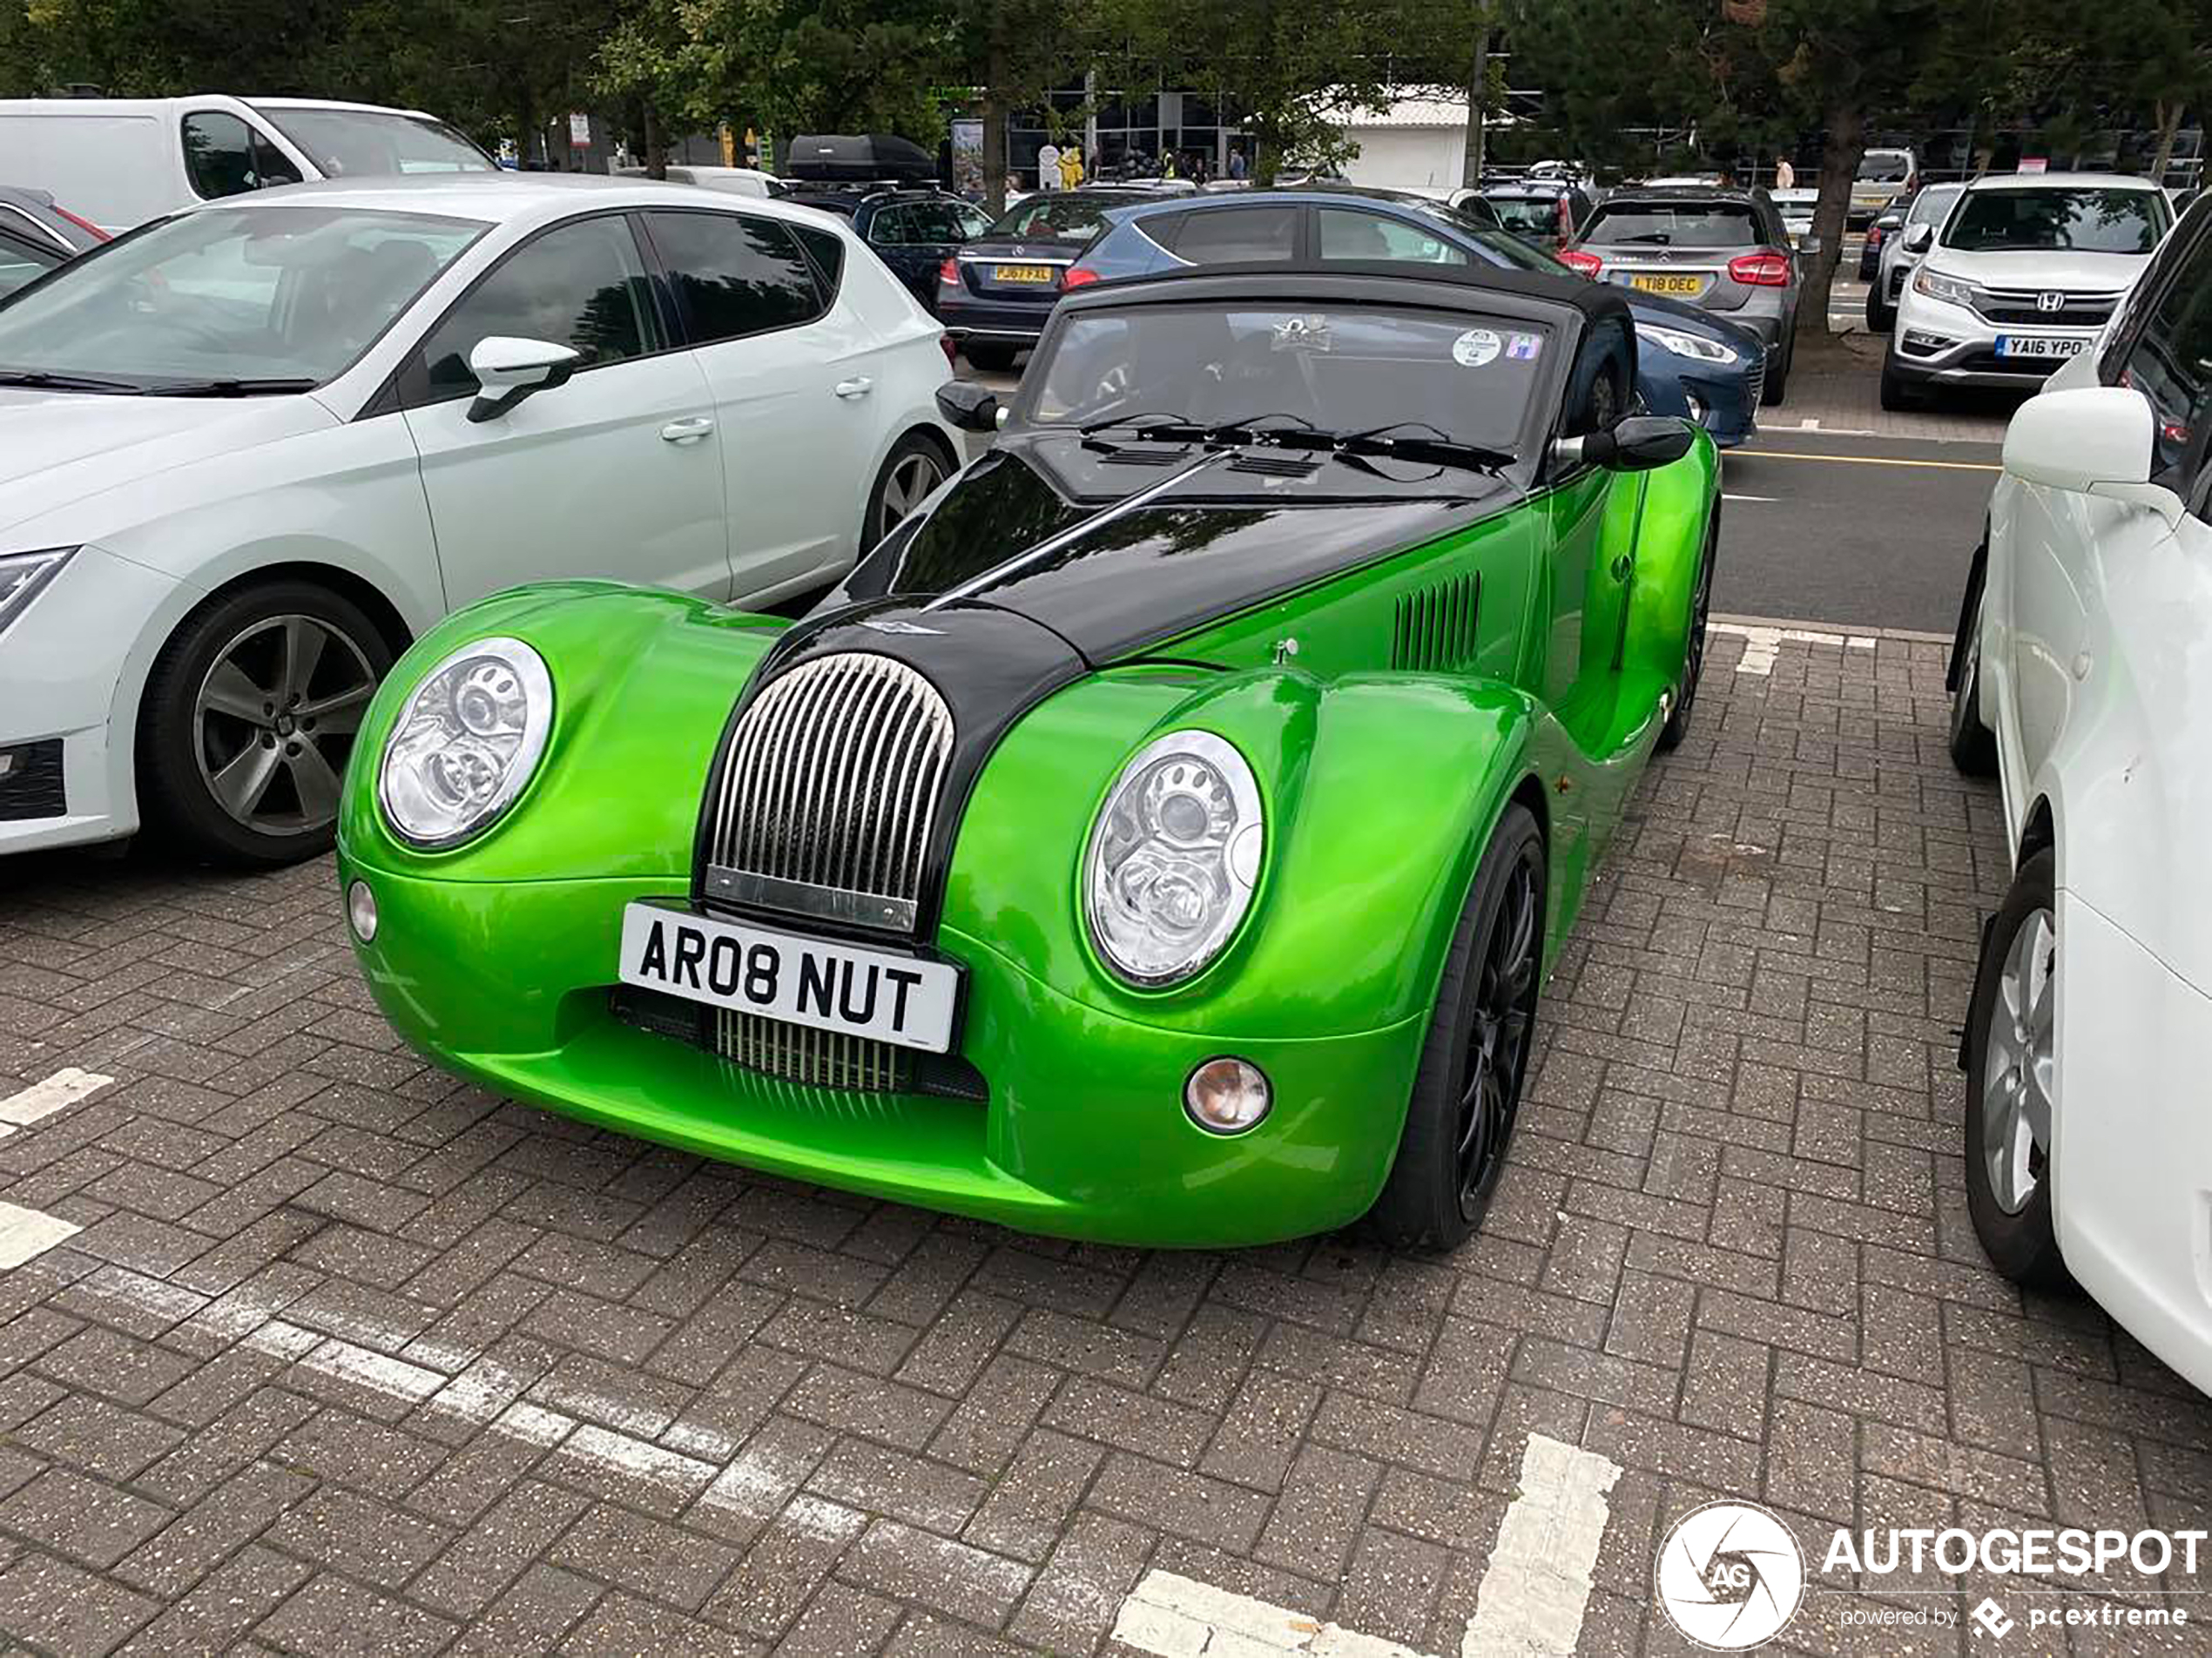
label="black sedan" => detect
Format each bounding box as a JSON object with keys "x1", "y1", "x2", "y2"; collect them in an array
[
  {"x1": 0, "y1": 185, "x2": 105, "y2": 299},
  {"x1": 934, "y1": 188, "x2": 1160, "y2": 369}
]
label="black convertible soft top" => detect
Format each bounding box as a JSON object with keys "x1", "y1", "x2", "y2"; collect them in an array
[{"x1": 1057, "y1": 259, "x2": 1635, "y2": 331}]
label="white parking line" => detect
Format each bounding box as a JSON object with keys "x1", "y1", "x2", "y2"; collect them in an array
[
  {"x1": 1113, "y1": 1568, "x2": 1426, "y2": 1656},
  {"x1": 1461, "y1": 1436, "x2": 1622, "y2": 1657},
  {"x1": 0, "y1": 1067, "x2": 113, "y2": 1130},
  {"x1": 0, "y1": 1202, "x2": 80, "y2": 1269},
  {"x1": 1709, "y1": 621, "x2": 1879, "y2": 675}
]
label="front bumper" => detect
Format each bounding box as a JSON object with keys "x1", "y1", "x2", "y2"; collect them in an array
[
  {"x1": 337, "y1": 861, "x2": 1426, "y2": 1248},
  {"x1": 2054, "y1": 893, "x2": 2212, "y2": 1397},
  {"x1": 0, "y1": 544, "x2": 179, "y2": 855},
  {"x1": 1886, "y1": 288, "x2": 2094, "y2": 388}
]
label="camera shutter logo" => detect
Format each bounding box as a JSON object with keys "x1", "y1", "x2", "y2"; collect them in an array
[{"x1": 1655, "y1": 1500, "x2": 1806, "y2": 1649}]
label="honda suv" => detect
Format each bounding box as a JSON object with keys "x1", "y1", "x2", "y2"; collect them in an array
[
  {"x1": 1881, "y1": 172, "x2": 2172, "y2": 409},
  {"x1": 1561, "y1": 185, "x2": 1800, "y2": 403}
]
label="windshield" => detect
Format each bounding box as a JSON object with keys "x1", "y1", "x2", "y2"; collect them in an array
[
  {"x1": 988, "y1": 194, "x2": 1136, "y2": 240},
  {"x1": 0, "y1": 205, "x2": 485, "y2": 389},
  {"x1": 1025, "y1": 304, "x2": 1549, "y2": 461},
  {"x1": 1907, "y1": 184, "x2": 1964, "y2": 226},
  {"x1": 258, "y1": 108, "x2": 494, "y2": 177},
  {"x1": 1580, "y1": 202, "x2": 1763, "y2": 248},
  {"x1": 1942, "y1": 188, "x2": 2167, "y2": 254},
  {"x1": 1484, "y1": 197, "x2": 1565, "y2": 237},
  {"x1": 1858, "y1": 152, "x2": 1912, "y2": 183}
]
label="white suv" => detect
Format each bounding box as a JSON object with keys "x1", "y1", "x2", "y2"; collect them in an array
[
  {"x1": 1882, "y1": 172, "x2": 2172, "y2": 409},
  {"x1": 0, "y1": 175, "x2": 961, "y2": 866}
]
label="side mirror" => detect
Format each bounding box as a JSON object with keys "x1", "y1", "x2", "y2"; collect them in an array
[
  {"x1": 2002, "y1": 385, "x2": 2182, "y2": 523},
  {"x1": 935, "y1": 381, "x2": 1001, "y2": 434},
  {"x1": 1553, "y1": 414, "x2": 1696, "y2": 473},
  {"x1": 466, "y1": 335, "x2": 580, "y2": 423},
  {"x1": 1903, "y1": 224, "x2": 1933, "y2": 254}
]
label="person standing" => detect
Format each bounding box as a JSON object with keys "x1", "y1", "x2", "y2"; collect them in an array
[
  {"x1": 1775, "y1": 155, "x2": 1796, "y2": 191},
  {"x1": 1229, "y1": 146, "x2": 1248, "y2": 181}
]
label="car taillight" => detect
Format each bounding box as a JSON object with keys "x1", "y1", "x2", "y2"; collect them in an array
[
  {"x1": 1867, "y1": 226, "x2": 1885, "y2": 250},
  {"x1": 939, "y1": 333, "x2": 957, "y2": 369},
  {"x1": 1556, "y1": 198, "x2": 1573, "y2": 239},
  {"x1": 1728, "y1": 253, "x2": 1791, "y2": 286},
  {"x1": 938, "y1": 258, "x2": 959, "y2": 285},
  {"x1": 53, "y1": 204, "x2": 108, "y2": 242},
  {"x1": 1557, "y1": 248, "x2": 1603, "y2": 277},
  {"x1": 1061, "y1": 265, "x2": 1101, "y2": 288}
]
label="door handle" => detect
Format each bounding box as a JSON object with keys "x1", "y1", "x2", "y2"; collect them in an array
[
  {"x1": 1610, "y1": 553, "x2": 1635, "y2": 582},
  {"x1": 660, "y1": 417, "x2": 715, "y2": 443},
  {"x1": 834, "y1": 376, "x2": 874, "y2": 399}
]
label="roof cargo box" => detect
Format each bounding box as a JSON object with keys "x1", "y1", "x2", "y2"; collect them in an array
[{"x1": 785, "y1": 133, "x2": 935, "y2": 185}]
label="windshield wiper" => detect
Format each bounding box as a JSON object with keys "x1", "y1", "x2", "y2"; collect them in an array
[
  {"x1": 1269, "y1": 421, "x2": 1514, "y2": 477},
  {"x1": 0, "y1": 368, "x2": 145, "y2": 394},
  {"x1": 140, "y1": 378, "x2": 320, "y2": 398}
]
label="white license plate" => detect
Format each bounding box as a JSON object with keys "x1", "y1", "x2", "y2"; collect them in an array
[
  {"x1": 1996, "y1": 334, "x2": 2088, "y2": 360},
  {"x1": 617, "y1": 903, "x2": 960, "y2": 1053}
]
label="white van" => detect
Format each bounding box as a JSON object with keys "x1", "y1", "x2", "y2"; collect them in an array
[{"x1": 0, "y1": 96, "x2": 496, "y2": 233}]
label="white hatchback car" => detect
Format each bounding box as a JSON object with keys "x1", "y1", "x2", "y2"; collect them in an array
[
  {"x1": 0, "y1": 174, "x2": 961, "y2": 865},
  {"x1": 1883, "y1": 172, "x2": 2172, "y2": 409},
  {"x1": 1948, "y1": 192, "x2": 2212, "y2": 1392}
]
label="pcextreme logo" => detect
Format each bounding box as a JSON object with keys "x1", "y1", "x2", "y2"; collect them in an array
[{"x1": 1654, "y1": 1500, "x2": 1807, "y2": 1649}]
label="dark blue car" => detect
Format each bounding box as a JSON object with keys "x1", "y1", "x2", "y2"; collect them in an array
[{"x1": 1074, "y1": 185, "x2": 1766, "y2": 447}]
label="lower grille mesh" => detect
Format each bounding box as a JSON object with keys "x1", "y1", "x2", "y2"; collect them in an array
[{"x1": 714, "y1": 1008, "x2": 908, "y2": 1092}]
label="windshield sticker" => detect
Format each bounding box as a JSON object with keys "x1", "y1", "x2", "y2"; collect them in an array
[
  {"x1": 1506, "y1": 333, "x2": 1544, "y2": 361},
  {"x1": 1271, "y1": 315, "x2": 1333, "y2": 353},
  {"x1": 1453, "y1": 328, "x2": 1502, "y2": 367}
]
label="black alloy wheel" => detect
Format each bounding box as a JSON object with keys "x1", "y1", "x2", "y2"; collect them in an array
[
  {"x1": 1657, "y1": 519, "x2": 1717, "y2": 751},
  {"x1": 1368, "y1": 803, "x2": 1547, "y2": 1250},
  {"x1": 138, "y1": 580, "x2": 395, "y2": 866}
]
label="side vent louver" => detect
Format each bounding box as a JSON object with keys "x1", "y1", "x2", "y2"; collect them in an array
[{"x1": 1392, "y1": 572, "x2": 1482, "y2": 672}]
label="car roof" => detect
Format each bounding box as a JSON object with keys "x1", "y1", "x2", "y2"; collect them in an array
[
  {"x1": 1057, "y1": 260, "x2": 1629, "y2": 329},
  {"x1": 174, "y1": 172, "x2": 840, "y2": 227},
  {"x1": 0, "y1": 95, "x2": 440, "y2": 120},
  {"x1": 1959, "y1": 171, "x2": 2161, "y2": 192}
]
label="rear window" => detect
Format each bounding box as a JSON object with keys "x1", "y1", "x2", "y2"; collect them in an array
[
  {"x1": 1484, "y1": 197, "x2": 1565, "y2": 236},
  {"x1": 1858, "y1": 152, "x2": 1912, "y2": 183},
  {"x1": 1579, "y1": 201, "x2": 1764, "y2": 248},
  {"x1": 988, "y1": 194, "x2": 1136, "y2": 241},
  {"x1": 1943, "y1": 188, "x2": 2168, "y2": 254}
]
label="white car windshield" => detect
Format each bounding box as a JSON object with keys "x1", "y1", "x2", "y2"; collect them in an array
[
  {"x1": 1025, "y1": 304, "x2": 1550, "y2": 458},
  {"x1": 257, "y1": 108, "x2": 495, "y2": 177},
  {"x1": 1908, "y1": 184, "x2": 1964, "y2": 226},
  {"x1": 1943, "y1": 189, "x2": 2168, "y2": 254},
  {"x1": 0, "y1": 205, "x2": 486, "y2": 391}
]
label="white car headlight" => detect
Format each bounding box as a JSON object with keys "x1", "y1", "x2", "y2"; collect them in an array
[
  {"x1": 1912, "y1": 266, "x2": 1978, "y2": 308},
  {"x1": 1084, "y1": 730, "x2": 1263, "y2": 987},
  {"x1": 0, "y1": 547, "x2": 78, "y2": 637},
  {"x1": 1639, "y1": 324, "x2": 1739, "y2": 365},
  {"x1": 378, "y1": 637, "x2": 553, "y2": 848}
]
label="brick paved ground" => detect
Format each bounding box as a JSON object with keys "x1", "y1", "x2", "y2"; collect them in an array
[{"x1": 1, "y1": 627, "x2": 2209, "y2": 1657}]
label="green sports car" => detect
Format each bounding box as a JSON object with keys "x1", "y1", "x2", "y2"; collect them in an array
[{"x1": 335, "y1": 263, "x2": 1720, "y2": 1250}]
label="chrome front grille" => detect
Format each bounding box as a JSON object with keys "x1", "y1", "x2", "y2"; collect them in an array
[
  {"x1": 1975, "y1": 288, "x2": 2121, "y2": 328},
  {"x1": 700, "y1": 651, "x2": 954, "y2": 1090}
]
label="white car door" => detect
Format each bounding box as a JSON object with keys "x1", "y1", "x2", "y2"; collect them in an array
[
  {"x1": 639, "y1": 207, "x2": 892, "y2": 599},
  {"x1": 399, "y1": 212, "x2": 732, "y2": 608}
]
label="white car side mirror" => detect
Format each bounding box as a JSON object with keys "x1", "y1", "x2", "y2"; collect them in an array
[
  {"x1": 2003, "y1": 385, "x2": 2183, "y2": 525},
  {"x1": 467, "y1": 335, "x2": 582, "y2": 423},
  {"x1": 1902, "y1": 224, "x2": 1933, "y2": 254}
]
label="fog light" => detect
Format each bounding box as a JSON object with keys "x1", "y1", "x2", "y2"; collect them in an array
[
  {"x1": 1684, "y1": 393, "x2": 1706, "y2": 422},
  {"x1": 1901, "y1": 329, "x2": 1950, "y2": 356},
  {"x1": 347, "y1": 880, "x2": 378, "y2": 943},
  {"x1": 1184, "y1": 1056, "x2": 1271, "y2": 1135}
]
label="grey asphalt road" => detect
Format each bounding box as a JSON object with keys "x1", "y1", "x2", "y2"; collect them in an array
[{"x1": 1715, "y1": 427, "x2": 2000, "y2": 634}]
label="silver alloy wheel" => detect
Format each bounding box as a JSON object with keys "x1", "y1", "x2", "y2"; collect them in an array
[
  {"x1": 192, "y1": 614, "x2": 377, "y2": 837},
  {"x1": 1981, "y1": 904, "x2": 2056, "y2": 1214},
  {"x1": 877, "y1": 450, "x2": 946, "y2": 543}
]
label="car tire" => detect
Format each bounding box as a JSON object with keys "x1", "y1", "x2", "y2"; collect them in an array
[
  {"x1": 863, "y1": 430, "x2": 956, "y2": 552},
  {"x1": 1657, "y1": 516, "x2": 1717, "y2": 751},
  {"x1": 137, "y1": 579, "x2": 395, "y2": 867},
  {"x1": 963, "y1": 343, "x2": 1018, "y2": 373},
  {"x1": 1879, "y1": 355, "x2": 1924, "y2": 411},
  {"x1": 1367, "y1": 803, "x2": 1545, "y2": 1251},
  {"x1": 1761, "y1": 336, "x2": 1791, "y2": 406},
  {"x1": 1948, "y1": 577, "x2": 1999, "y2": 775},
  {"x1": 1963, "y1": 849, "x2": 2072, "y2": 1291},
  {"x1": 1864, "y1": 284, "x2": 1894, "y2": 333}
]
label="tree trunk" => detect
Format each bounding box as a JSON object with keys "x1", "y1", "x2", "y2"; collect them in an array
[
  {"x1": 643, "y1": 103, "x2": 665, "y2": 179},
  {"x1": 1460, "y1": 16, "x2": 1487, "y2": 189},
  {"x1": 982, "y1": 37, "x2": 1008, "y2": 215},
  {"x1": 1794, "y1": 100, "x2": 1864, "y2": 350},
  {"x1": 2151, "y1": 98, "x2": 2186, "y2": 187}
]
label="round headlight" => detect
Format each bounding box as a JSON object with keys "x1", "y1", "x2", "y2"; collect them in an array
[
  {"x1": 1084, "y1": 730, "x2": 1263, "y2": 987},
  {"x1": 377, "y1": 637, "x2": 552, "y2": 848}
]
